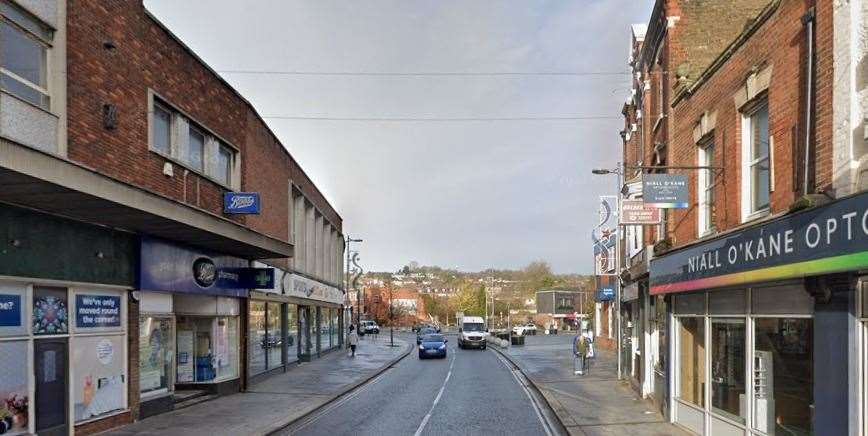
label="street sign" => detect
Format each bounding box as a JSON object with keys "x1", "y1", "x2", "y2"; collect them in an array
[
  {"x1": 620, "y1": 199, "x2": 661, "y2": 224},
  {"x1": 642, "y1": 174, "x2": 688, "y2": 208},
  {"x1": 223, "y1": 192, "x2": 261, "y2": 214},
  {"x1": 596, "y1": 287, "x2": 615, "y2": 301}
]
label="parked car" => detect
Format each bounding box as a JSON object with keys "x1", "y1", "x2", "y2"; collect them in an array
[
  {"x1": 361, "y1": 320, "x2": 380, "y2": 334},
  {"x1": 418, "y1": 333, "x2": 448, "y2": 359},
  {"x1": 416, "y1": 327, "x2": 437, "y2": 344},
  {"x1": 512, "y1": 323, "x2": 537, "y2": 336}
]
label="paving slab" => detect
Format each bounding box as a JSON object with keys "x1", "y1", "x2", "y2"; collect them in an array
[
  {"x1": 104, "y1": 337, "x2": 410, "y2": 436},
  {"x1": 496, "y1": 335, "x2": 692, "y2": 436}
]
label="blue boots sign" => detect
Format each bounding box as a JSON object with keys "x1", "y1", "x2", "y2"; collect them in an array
[{"x1": 223, "y1": 192, "x2": 260, "y2": 214}]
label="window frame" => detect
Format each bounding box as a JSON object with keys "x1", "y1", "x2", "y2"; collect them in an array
[
  {"x1": 0, "y1": 1, "x2": 53, "y2": 110},
  {"x1": 187, "y1": 125, "x2": 206, "y2": 172},
  {"x1": 147, "y1": 92, "x2": 239, "y2": 190},
  {"x1": 697, "y1": 136, "x2": 715, "y2": 237},
  {"x1": 740, "y1": 100, "x2": 770, "y2": 222}
]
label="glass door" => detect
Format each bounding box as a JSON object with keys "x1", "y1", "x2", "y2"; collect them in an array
[{"x1": 35, "y1": 339, "x2": 68, "y2": 436}]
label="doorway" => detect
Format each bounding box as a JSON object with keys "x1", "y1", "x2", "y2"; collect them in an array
[{"x1": 35, "y1": 339, "x2": 68, "y2": 436}]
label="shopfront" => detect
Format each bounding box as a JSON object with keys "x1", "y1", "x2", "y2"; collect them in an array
[
  {"x1": 137, "y1": 237, "x2": 263, "y2": 418},
  {"x1": 649, "y1": 192, "x2": 868, "y2": 435},
  {"x1": 622, "y1": 282, "x2": 640, "y2": 386},
  {"x1": 247, "y1": 263, "x2": 343, "y2": 380},
  {"x1": 0, "y1": 205, "x2": 136, "y2": 435}
]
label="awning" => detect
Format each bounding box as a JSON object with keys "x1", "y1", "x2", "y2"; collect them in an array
[{"x1": 0, "y1": 139, "x2": 292, "y2": 259}]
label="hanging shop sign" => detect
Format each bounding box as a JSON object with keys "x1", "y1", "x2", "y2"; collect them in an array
[
  {"x1": 642, "y1": 174, "x2": 688, "y2": 208},
  {"x1": 651, "y1": 190, "x2": 868, "y2": 294},
  {"x1": 620, "y1": 199, "x2": 661, "y2": 224},
  {"x1": 0, "y1": 294, "x2": 21, "y2": 327},
  {"x1": 223, "y1": 192, "x2": 261, "y2": 214},
  {"x1": 596, "y1": 287, "x2": 615, "y2": 301},
  {"x1": 251, "y1": 262, "x2": 344, "y2": 305},
  {"x1": 75, "y1": 294, "x2": 121, "y2": 328},
  {"x1": 139, "y1": 237, "x2": 250, "y2": 297}
]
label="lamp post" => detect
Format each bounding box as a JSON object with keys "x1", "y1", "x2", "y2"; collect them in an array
[
  {"x1": 592, "y1": 164, "x2": 623, "y2": 380},
  {"x1": 345, "y1": 237, "x2": 363, "y2": 327}
]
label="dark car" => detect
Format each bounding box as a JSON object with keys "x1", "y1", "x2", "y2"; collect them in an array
[
  {"x1": 416, "y1": 327, "x2": 437, "y2": 344},
  {"x1": 418, "y1": 334, "x2": 447, "y2": 359}
]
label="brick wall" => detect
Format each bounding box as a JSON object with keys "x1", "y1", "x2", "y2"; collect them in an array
[
  {"x1": 66, "y1": 1, "x2": 342, "y2": 246},
  {"x1": 667, "y1": 0, "x2": 826, "y2": 248}
]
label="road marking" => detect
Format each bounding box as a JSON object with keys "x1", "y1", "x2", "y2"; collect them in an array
[
  {"x1": 492, "y1": 350, "x2": 554, "y2": 436},
  {"x1": 413, "y1": 354, "x2": 456, "y2": 436}
]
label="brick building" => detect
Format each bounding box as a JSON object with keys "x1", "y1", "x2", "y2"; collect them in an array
[
  {"x1": 604, "y1": 0, "x2": 868, "y2": 434},
  {"x1": 0, "y1": 1, "x2": 346, "y2": 434}
]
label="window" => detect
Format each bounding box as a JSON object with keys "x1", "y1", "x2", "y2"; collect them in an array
[
  {"x1": 140, "y1": 317, "x2": 174, "y2": 396},
  {"x1": 187, "y1": 127, "x2": 205, "y2": 172},
  {"x1": 266, "y1": 302, "x2": 282, "y2": 369},
  {"x1": 697, "y1": 138, "x2": 715, "y2": 235},
  {"x1": 0, "y1": 1, "x2": 51, "y2": 109},
  {"x1": 678, "y1": 317, "x2": 705, "y2": 407},
  {"x1": 213, "y1": 144, "x2": 232, "y2": 186},
  {"x1": 149, "y1": 97, "x2": 237, "y2": 187},
  {"x1": 248, "y1": 301, "x2": 266, "y2": 375},
  {"x1": 753, "y1": 318, "x2": 812, "y2": 434},
  {"x1": 710, "y1": 318, "x2": 745, "y2": 423},
  {"x1": 742, "y1": 102, "x2": 770, "y2": 220},
  {"x1": 152, "y1": 104, "x2": 172, "y2": 156}
]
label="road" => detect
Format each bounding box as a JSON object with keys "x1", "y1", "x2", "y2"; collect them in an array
[{"x1": 278, "y1": 333, "x2": 558, "y2": 436}]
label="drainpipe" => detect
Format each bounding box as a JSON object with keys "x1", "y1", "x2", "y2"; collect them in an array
[{"x1": 801, "y1": 7, "x2": 816, "y2": 195}]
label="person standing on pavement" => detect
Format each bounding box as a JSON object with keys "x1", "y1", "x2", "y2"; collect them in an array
[{"x1": 348, "y1": 325, "x2": 359, "y2": 357}]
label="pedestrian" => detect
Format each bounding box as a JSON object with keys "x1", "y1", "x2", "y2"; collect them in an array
[{"x1": 348, "y1": 325, "x2": 359, "y2": 357}]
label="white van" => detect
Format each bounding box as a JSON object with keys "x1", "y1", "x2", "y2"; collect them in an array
[{"x1": 456, "y1": 315, "x2": 487, "y2": 349}]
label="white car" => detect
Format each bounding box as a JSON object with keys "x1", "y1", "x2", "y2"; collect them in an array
[{"x1": 512, "y1": 323, "x2": 537, "y2": 336}]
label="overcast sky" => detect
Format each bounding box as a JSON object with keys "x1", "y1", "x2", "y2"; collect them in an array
[{"x1": 144, "y1": 0, "x2": 653, "y2": 274}]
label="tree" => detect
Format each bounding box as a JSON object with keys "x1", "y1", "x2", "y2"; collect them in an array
[{"x1": 453, "y1": 284, "x2": 486, "y2": 316}]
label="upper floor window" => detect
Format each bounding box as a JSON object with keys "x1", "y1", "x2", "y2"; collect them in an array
[
  {"x1": 149, "y1": 96, "x2": 237, "y2": 188},
  {"x1": 0, "y1": 1, "x2": 52, "y2": 110},
  {"x1": 741, "y1": 101, "x2": 770, "y2": 221},
  {"x1": 697, "y1": 138, "x2": 715, "y2": 236}
]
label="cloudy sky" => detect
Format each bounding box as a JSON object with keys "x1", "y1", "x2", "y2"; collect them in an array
[{"x1": 144, "y1": 0, "x2": 653, "y2": 274}]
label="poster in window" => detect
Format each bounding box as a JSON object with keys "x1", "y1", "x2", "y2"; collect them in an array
[
  {"x1": 75, "y1": 294, "x2": 121, "y2": 330},
  {"x1": 0, "y1": 341, "x2": 28, "y2": 434},
  {"x1": 140, "y1": 318, "x2": 172, "y2": 394},
  {"x1": 176, "y1": 330, "x2": 194, "y2": 383},
  {"x1": 73, "y1": 335, "x2": 126, "y2": 423},
  {"x1": 33, "y1": 291, "x2": 68, "y2": 335}
]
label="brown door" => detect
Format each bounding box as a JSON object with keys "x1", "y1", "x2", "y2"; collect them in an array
[{"x1": 35, "y1": 338, "x2": 68, "y2": 436}]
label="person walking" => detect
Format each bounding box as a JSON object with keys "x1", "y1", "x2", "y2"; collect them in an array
[{"x1": 348, "y1": 325, "x2": 359, "y2": 357}]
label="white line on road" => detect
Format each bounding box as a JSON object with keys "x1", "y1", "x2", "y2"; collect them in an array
[
  {"x1": 413, "y1": 354, "x2": 456, "y2": 436},
  {"x1": 492, "y1": 350, "x2": 554, "y2": 436}
]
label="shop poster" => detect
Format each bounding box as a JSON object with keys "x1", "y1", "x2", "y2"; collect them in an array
[
  {"x1": 176, "y1": 330, "x2": 194, "y2": 383},
  {"x1": 0, "y1": 341, "x2": 28, "y2": 434},
  {"x1": 140, "y1": 320, "x2": 168, "y2": 392},
  {"x1": 73, "y1": 336, "x2": 125, "y2": 423},
  {"x1": 75, "y1": 295, "x2": 121, "y2": 329}
]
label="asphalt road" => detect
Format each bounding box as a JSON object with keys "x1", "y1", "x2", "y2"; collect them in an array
[{"x1": 279, "y1": 333, "x2": 555, "y2": 436}]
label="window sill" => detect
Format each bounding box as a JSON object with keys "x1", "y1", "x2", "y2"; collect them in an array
[
  {"x1": 0, "y1": 89, "x2": 56, "y2": 117},
  {"x1": 149, "y1": 148, "x2": 234, "y2": 191},
  {"x1": 742, "y1": 208, "x2": 770, "y2": 224}
]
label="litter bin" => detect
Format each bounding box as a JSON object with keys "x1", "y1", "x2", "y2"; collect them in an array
[{"x1": 511, "y1": 335, "x2": 525, "y2": 346}]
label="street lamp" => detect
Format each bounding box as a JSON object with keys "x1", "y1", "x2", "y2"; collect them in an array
[
  {"x1": 345, "y1": 237, "x2": 363, "y2": 327},
  {"x1": 591, "y1": 164, "x2": 623, "y2": 380}
]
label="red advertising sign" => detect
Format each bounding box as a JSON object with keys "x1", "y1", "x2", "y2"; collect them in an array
[{"x1": 620, "y1": 200, "x2": 661, "y2": 225}]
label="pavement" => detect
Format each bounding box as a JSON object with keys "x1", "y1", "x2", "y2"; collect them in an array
[
  {"x1": 105, "y1": 335, "x2": 411, "y2": 436},
  {"x1": 277, "y1": 332, "x2": 555, "y2": 436},
  {"x1": 493, "y1": 334, "x2": 692, "y2": 436}
]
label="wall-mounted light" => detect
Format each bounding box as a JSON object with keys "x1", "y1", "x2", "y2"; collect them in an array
[
  {"x1": 9, "y1": 239, "x2": 20, "y2": 248},
  {"x1": 95, "y1": 251, "x2": 105, "y2": 259}
]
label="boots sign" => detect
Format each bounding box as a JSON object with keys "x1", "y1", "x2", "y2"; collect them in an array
[{"x1": 651, "y1": 191, "x2": 868, "y2": 294}]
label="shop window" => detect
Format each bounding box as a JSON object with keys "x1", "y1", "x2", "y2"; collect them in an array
[
  {"x1": 674, "y1": 293, "x2": 706, "y2": 316},
  {"x1": 72, "y1": 335, "x2": 126, "y2": 422},
  {"x1": 248, "y1": 301, "x2": 266, "y2": 376},
  {"x1": 0, "y1": 1, "x2": 51, "y2": 110},
  {"x1": 678, "y1": 317, "x2": 705, "y2": 407},
  {"x1": 331, "y1": 309, "x2": 340, "y2": 348},
  {"x1": 752, "y1": 285, "x2": 813, "y2": 315},
  {"x1": 139, "y1": 317, "x2": 174, "y2": 396},
  {"x1": 708, "y1": 289, "x2": 746, "y2": 315},
  {"x1": 266, "y1": 302, "x2": 282, "y2": 370},
  {"x1": 33, "y1": 287, "x2": 68, "y2": 335},
  {"x1": 753, "y1": 318, "x2": 813, "y2": 434},
  {"x1": 0, "y1": 284, "x2": 26, "y2": 337},
  {"x1": 0, "y1": 340, "x2": 28, "y2": 434},
  {"x1": 213, "y1": 317, "x2": 238, "y2": 380},
  {"x1": 286, "y1": 304, "x2": 298, "y2": 363},
  {"x1": 710, "y1": 318, "x2": 746, "y2": 423}
]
